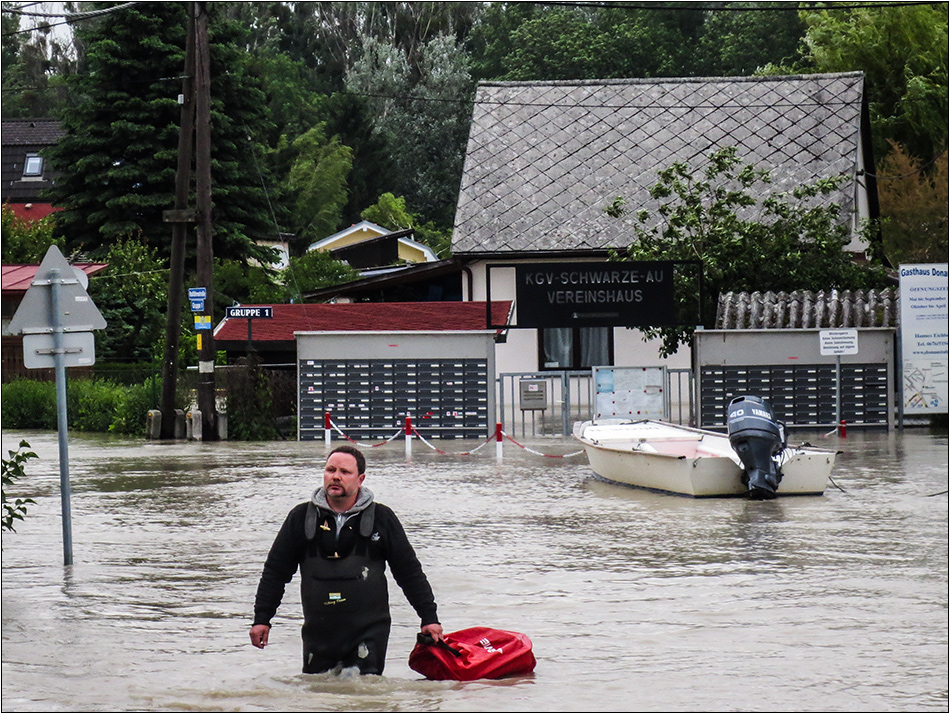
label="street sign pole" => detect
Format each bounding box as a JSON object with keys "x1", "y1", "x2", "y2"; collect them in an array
[
  {"x1": 8, "y1": 245, "x2": 107, "y2": 566},
  {"x1": 49, "y1": 268, "x2": 74, "y2": 566}
]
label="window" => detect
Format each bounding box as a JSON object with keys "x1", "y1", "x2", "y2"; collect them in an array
[
  {"x1": 539, "y1": 326, "x2": 612, "y2": 370},
  {"x1": 22, "y1": 154, "x2": 44, "y2": 178}
]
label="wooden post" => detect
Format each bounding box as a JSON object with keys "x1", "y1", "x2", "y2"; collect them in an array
[
  {"x1": 159, "y1": 2, "x2": 196, "y2": 439},
  {"x1": 194, "y1": 1, "x2": 217, "y2": 439}
]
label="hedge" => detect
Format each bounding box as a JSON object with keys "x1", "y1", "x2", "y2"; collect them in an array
[{"x1": 2, "y1": 377, "x2": 161, "y2": 436}]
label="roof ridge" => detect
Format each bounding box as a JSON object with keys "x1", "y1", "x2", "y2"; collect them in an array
[{"x1": 477, "y1": 72, "x2": 864, "y2": 89}]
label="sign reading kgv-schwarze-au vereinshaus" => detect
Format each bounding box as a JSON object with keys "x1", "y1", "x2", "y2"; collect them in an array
[{"x1": 515, "y1": 261, "x2": 676, "y2": 328}]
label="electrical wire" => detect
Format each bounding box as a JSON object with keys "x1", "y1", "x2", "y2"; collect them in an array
[
  {"x1": 1, "y1": 0, "x2": 139, "y2": 37},
  {"x1": 538, "y1": 1, "x2": 948, "y2": 11}
]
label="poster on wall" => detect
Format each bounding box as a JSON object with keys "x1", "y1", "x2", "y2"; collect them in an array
[
  {"x1": 593, "y1": 366, "x2": 666, "y2": 420},
  {"x1": 899, "y1": 263, "x2": 949, "y2": 415}
]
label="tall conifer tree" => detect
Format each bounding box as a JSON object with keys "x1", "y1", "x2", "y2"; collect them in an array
[{"x1": 46, "y1": 2, "x2": 276, "y2": 264}]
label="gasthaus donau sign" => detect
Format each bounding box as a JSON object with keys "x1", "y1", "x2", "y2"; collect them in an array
[{"x1": 514, "y1": 261, "x2": 676, "y2": 328}]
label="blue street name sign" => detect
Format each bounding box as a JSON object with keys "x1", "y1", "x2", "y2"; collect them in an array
[{"x1": 188, "y1": 287, "x2": 207, "y2": 300}]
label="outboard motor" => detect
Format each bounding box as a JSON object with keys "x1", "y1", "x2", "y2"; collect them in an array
[{"x1": 727, "y1": 395, "x2": 787, "y2": 500}]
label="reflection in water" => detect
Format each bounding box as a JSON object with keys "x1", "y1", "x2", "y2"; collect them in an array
[{"x1": 1, "y1": 428, "x2": 947, "y2": 712}]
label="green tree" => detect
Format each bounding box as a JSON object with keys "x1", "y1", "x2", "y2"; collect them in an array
[
  {"x1": 477, "y1": 4, "x2": 707, "y2": 81},
  {"x1": 215, "y1": 257, "x2": 284, "y2": 306},
  {"x1": 875, "y1": 142, "x2": 949, "y2": 265},
  {"x1": 90, "y1": 237, "x2": 168, "y2": 362},
  {"x1": 609, "y1": 147, "x2": 888, "y2": 356},
  {"x1": 796, "y1": 4, "x2": 948, "y2": 164},
  {"x1": 696, "y1": 3, "x2": 806, "y2": 77},
  {"x1": 44, "y1": 2, "x2": 276, "y2": 264},
  {"x1": 361, "y1": 192, "x2": 451, "y2": 258},
  {"x1": 345, "y1": 32, "x2": 475, "y2": 227},
  {"x1": 1, "y1": 205, "x2": 62, "y2": 262},
  {"x1": 285, "y1": 124, "x2": 354, "y2": 254},
  {"x1": 282, "y1": 250, "x2": 361, "y2": 303},
  {"x1": 1, "y1": 7, "x2": 78, "y2": 118}
]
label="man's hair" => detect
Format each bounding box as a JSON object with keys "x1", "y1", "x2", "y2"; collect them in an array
[{"x1": 327, "y1": 444, "x2": 366, "y2": 475}]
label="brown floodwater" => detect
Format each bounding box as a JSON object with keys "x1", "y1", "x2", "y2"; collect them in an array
[{"x1": 1, "y1": 427, "x2": 947, "y2": 712}]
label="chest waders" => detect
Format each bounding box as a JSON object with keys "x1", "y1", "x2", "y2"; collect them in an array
[{"x1": 299, "y1": 501, "x2": 390, "y2": 674}]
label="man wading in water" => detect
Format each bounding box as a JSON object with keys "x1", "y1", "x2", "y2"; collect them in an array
[{"x1": 249, "y1": 445, "x2": 443, "y2": 674}]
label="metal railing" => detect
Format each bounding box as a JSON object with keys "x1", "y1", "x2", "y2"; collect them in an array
[{"x1": 498, "y1": 368, "x2": 695, "y2": 439}]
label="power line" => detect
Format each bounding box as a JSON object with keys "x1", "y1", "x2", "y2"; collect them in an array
[
  {"x1": 537, "y1": 1, "x2": 948, "y2": 11},
  {"x1": 1, "y1": 1, "x2": 139, "y2": 37}
]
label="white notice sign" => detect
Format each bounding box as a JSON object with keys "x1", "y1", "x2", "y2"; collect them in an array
[{"x1": 820, "y1": 329, "x2": 859, "y2": 356}]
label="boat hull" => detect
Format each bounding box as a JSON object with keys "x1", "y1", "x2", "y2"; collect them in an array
[{"x1": 574, "y1": 420, "x2": 837, "y2": 498}]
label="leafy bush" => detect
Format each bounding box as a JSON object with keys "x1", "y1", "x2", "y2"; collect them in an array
[
  {"x1": 2, "y1": 377, "x2": 158, "y2": 435},
  {"x1": 1, "y1": 380, "x2": 57, "y2": 429},
  {"x1": 2, "y1": 440, "x2": 37, "y2": 532},
  {"x1": 111, "y1": 376, "x2": 162, "y2": 436},
  {"x1": 67, "y1": 378, "x2": 125, "y2": 433}
]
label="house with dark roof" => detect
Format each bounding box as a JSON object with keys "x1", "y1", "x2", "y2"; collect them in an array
[
  {"x1": 1, "y1": 118, "x2": 64, "y2": 223},
  {"x1": 451, "y1": 72, "x2": 878, "y2": 374}
]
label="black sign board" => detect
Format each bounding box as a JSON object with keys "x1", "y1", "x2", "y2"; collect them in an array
[
  {"x1": 225, "y1": 306, "x2": 273, "y2": 319},
  {"x1": 514, "y1": 261, "x2": 676, "y2": 328}
]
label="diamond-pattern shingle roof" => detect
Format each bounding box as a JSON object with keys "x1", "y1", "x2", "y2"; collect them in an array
[{"x1": 453, "y1": 73, "x2": 867, "y2": 255}]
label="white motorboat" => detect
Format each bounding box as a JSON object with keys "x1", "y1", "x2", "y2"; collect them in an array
[{"x1": 573, "y1": 397, "x2": 838, "y2": 498}]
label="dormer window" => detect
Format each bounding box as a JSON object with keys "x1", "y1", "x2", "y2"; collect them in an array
[{"x1": 22, "y1": 154, "x2": 44, "y2": 178}]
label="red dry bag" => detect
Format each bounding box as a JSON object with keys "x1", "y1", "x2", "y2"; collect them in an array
[{"x1": 408, "y1": 627, "x2": 536, "y2": 681}]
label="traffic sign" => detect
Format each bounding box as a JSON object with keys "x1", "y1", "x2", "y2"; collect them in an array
[
  {"x1": 23, "y1": 332, "x2": 96, "y2": 369},
  {"x1": 225, "y1": 306, "x2": 273, "y2": 319},
  {"x1": 7, "y1": 245, "x2": 107, "y2": 336}
]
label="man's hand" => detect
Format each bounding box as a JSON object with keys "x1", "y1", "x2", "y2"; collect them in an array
[
  {"x1": 249, "y1": 624, "x2": 270, "y2": 649},
  {"x1": 421, "y1": 622, "x2": 444, "y2": 643}
]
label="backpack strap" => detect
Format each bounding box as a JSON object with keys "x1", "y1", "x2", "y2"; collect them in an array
[
  {"x1": 359, "y1": 502, "x2": 376, "y2": 538},
  {"x1": 304, "y1": 501, "x2": 319, "y2": 541}
]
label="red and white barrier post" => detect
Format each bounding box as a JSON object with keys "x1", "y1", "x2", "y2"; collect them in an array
[
  {"x1": 405, "y1": 415, "x2": 413, "y2": 459},
  {"x1": 495, "y1": 422, "x2": 503, "y2": 461},
  {"x1": 324, "y1": 411, "x2": 332, "y2": 447}
]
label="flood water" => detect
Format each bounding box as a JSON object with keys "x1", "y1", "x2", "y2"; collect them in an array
[{"x1": 1, "y1": 426, "x2": 947, "y2": 712}]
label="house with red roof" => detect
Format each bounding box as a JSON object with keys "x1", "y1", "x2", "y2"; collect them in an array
[
  {"x1": 2, "y1": 261, "x2": 109, "y2": 381},
  {"x1": 214, "y1": 300, "x2": 512, "y2": 363},
  {"x1": 214, "y1": 301, "x2": 512, "y2": 440}
]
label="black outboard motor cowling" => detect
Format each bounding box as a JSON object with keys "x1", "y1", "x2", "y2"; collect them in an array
[{"x1": 727, "y1": 396, "x2": 787, "y2": 500}]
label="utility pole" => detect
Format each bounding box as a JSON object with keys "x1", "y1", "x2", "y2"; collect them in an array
[
  {"x1": 194, "y1": 1, "x2": 217, "y2": 439},
  {"x1": 159, "y1": 2, "x2": 196, "y2": 439}
]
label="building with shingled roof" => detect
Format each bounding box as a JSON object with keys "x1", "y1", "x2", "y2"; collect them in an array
[
  {"x1": 1, "y1": 118, "x2": 64, "y2": 223},
  {"x1": 450, "y1": 72, "x2": 878, "y2": 374}
]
